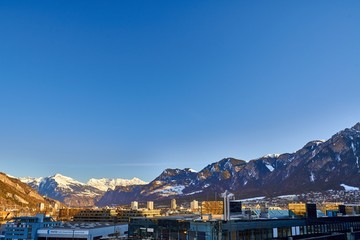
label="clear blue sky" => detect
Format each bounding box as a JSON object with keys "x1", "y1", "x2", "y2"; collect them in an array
[{"x1": 1, "y1": 1, "x2": 360, "y2": 182}]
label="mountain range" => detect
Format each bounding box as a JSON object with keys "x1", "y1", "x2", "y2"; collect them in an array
[
  {"x1": 9, "y1": 122, "x2": 360, "y2": 207},
  {"x1": 20, "y1": 174, "x2": 147, "y2": 207},
  {"x1": 97, "y1": 122, "x2": 360, "y2": 206}
]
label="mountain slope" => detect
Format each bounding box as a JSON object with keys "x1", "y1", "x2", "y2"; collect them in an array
[
  {"x1": 267, "y1": 123, "x2": 360, "y2": 195},
  {"x1": 97, "y1": 122, "x2": 360, "y2": 206},
  {"x1": 0, "y1": 173, "x2": 61, "y2": 211},
  {"x1": 21, "y1": 174, "x2": 103, "y2": 207}
]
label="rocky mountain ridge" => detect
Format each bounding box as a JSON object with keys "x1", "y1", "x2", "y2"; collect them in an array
[
  {"x1": 15, "y1": 122, "x2": 360, "y2": 207},
  {"x1": 0, "y1": 172, "x2": 62, "y2": 212},
  {"x1": 97, "y1": 122, "x2": 360, "y2": 206}
]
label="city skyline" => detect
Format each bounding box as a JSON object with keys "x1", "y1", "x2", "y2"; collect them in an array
[{"x1": 1, "y1": 1, "x2": 360, "y2": 182}]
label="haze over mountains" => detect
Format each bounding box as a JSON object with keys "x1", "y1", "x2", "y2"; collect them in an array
[{"x1": 4, "y1": 122, "x2": 360, "y2": 207}]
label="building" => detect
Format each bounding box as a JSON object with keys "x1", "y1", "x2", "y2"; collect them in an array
[
  {"x1": 318, "y1": 202, "x2": 342, "y2": 215},
  {"x1": 190, "y1": 200, "x2": 199, "y2": 212},
  {"x1": 73, "y1": 209, "x2": 117, "y2": 222},
  {"x1": 288, "y1": 203, "x2": 318, "y2": 218},
  {"x1": 253, "y1": 209, "x2": 295, "y2": 219},
  {"x1": 147, "y1": 201, "x2": 154, "y2": 210},
  {"x1": 37, "y1": 222, "x2": 128, "y2": 240},
  {"x1": 171, "y1": 199, "x2": 177, "y2": 210},
  {"x1": 4, "y1": 214, "x2": 61, "y2": 240},
  {"x1": 117, "y1": 209, "x2": 161, "y2": 223},
  {"x1": 38, "y1": 203, "x2": 45, "y2": 212},
  {"x1": 128, "y1": 214, "x2": 360, "y2": 239},
  {"x1": 339, "y1": 204, "x2": 360, "y2": 215},
  {"x1": 201, "y1": 201, "x2": 223, "y2": 215},
  {"x1": 58, "y1": 208, "x2": 83, "y2": 221},
  {"x1": 288, "y1": 203, "x2": 326, "y2": 219},
  {"x1": 128, "y1": 215, "x2": 196, "y2": 239},
  {"x1": 130, "y1": 201, "x2": 138, "y2": 210},
  {"x1": 288, "y1": 203, "x2": 307, "y2": 217},
  {"x1": 0, "y1": 224, "x2": 6, "y2": 240}
]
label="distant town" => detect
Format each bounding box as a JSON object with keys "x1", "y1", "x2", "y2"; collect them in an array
[{"x1": 1, "y1": 188, "x2": 360, "y2": 239}]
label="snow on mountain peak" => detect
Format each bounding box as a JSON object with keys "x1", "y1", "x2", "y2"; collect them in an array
[
  {"x1": 87, "y1": 177, "x2": 148, "y2": 191},
  {"x1": 19, "y1": 176, "x2": 43, "y2": 187},
  {"x1": 50, "y1": 173, "x2": 85, "y2": 187},
  {"x1": 312, "y1": 140, "x2": 325, "y2": 144},
  {"x1": 263, "y1": 153, "x2": 280, "y2": 158},
  {"x1": 20, "y1": 173, "x2": 148, "y2": 192}
]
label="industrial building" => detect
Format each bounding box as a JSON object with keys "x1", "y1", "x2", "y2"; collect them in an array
[
  {"x1": 171, "y1": 199, "x2": 177, "y2": 210},
  {"x1": 2, "y1": 212, "x2": 128, "y2": 240},
  {"x1": 128, "y1": 214, "x2": 360, "y2": 239},
  {"x1": 62, "y1": 206, "x2": 161, "y2": 224},
  {"x1": 117, "y1": 209, "x2": 161, "y2": 223},
  {"x1": 0, "y1": 225, "x2": 6, "y2": 240},
  {"x1": 73, "y1": 209, "x2": 117, "y2": 222},
  {"x1": 4, "y1": 214, "x2": 61, "y2": 240},
  {"x1": 201, "y1": 201, "x2": 224, "y2": 215},
  {"x1": 37, "y1": 222, "x2": 128, "y2": 240},
  {"x1": 289, "y1": 202, "x2": 360, "y2": 218},
  {"x1": 58, "y1": 208, "x2": 83, "y2": 221},
  {"x1": 128, "y1": 200, "x2": 360, "y2": 239}
]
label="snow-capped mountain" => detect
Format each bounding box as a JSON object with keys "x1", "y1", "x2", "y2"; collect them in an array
[
  {"x1": 20, "y1": 176, "x2": 44, "y2": 189},
  {"x1": 21, "y1": 174, "x2": 103, "y2": 207},
  {"x1": 97, "y1": 122, "x2": 360, "y2": 206},
  {"x1": 20, "y1": 174, "x2": 148, "y2": 207},
  {"x1": 87, "y1": 177, "x2": 148, "y2": 191}
]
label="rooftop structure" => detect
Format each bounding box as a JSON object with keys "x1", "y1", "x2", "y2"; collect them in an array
[
  {"x1": 4, "y1": 214, "x2": 61, "y2": 240},
  {"x1": 37, "y1": 222, "x2": 128, "y2": 240}
]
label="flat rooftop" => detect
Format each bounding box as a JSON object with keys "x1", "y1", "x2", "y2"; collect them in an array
[{"x1": 40, "y1": 222, "x2": 127, "y2": 230}]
